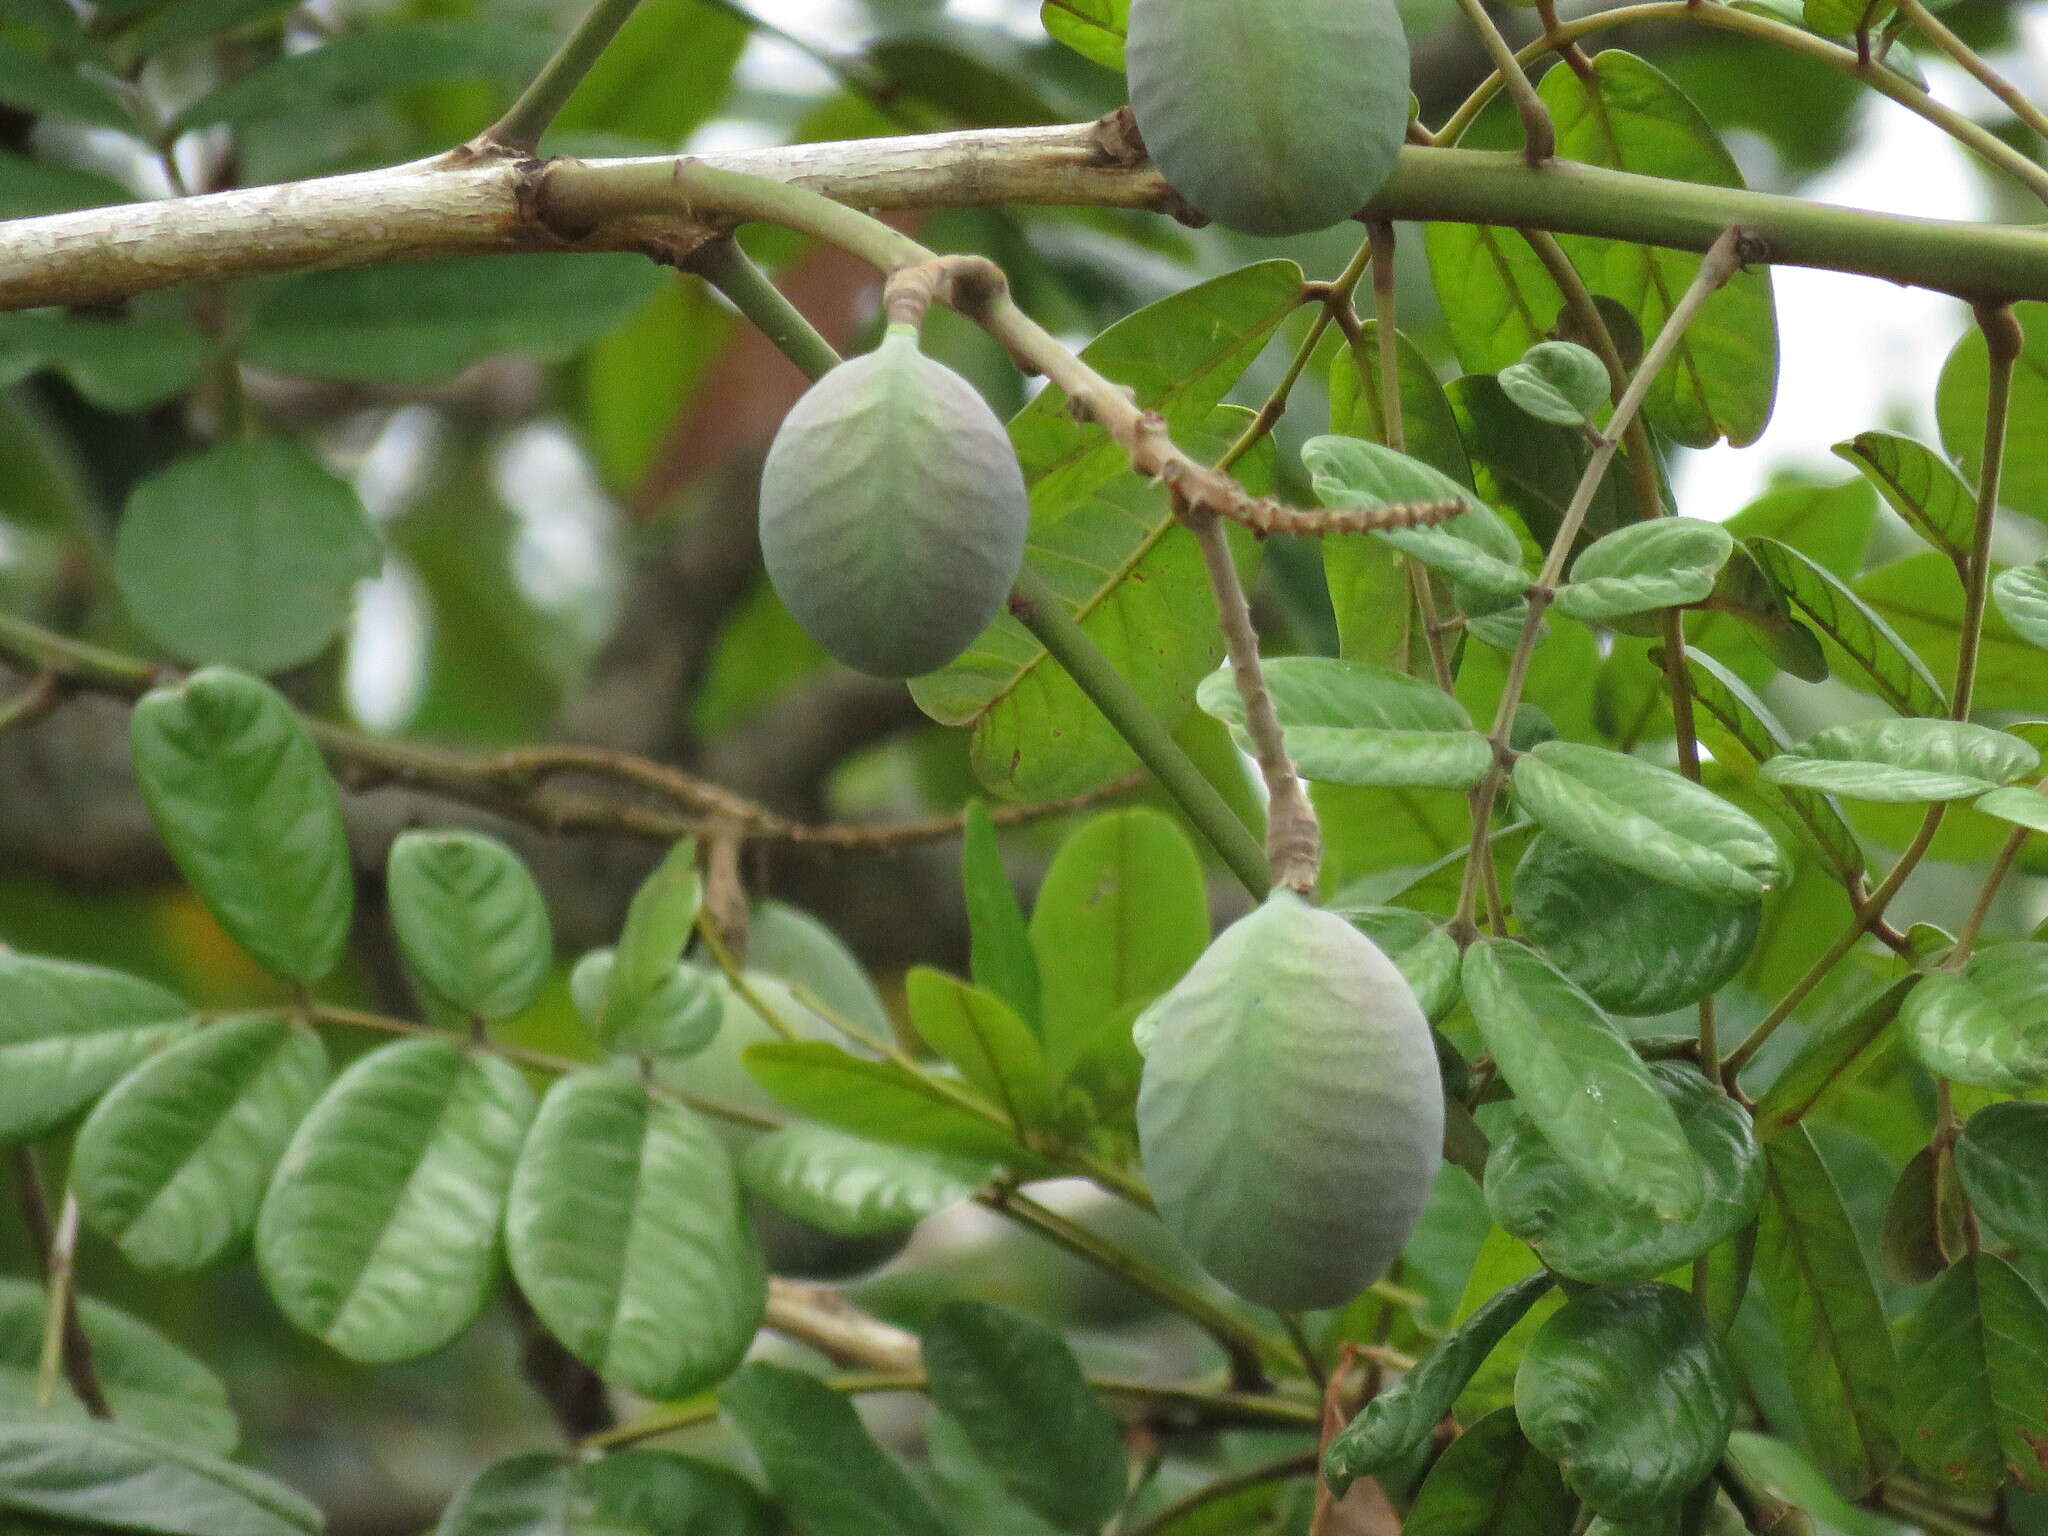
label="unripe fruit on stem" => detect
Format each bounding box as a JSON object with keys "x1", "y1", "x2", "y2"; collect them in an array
[
  {"x1": 1135, "y1": 891, "x2": 1443, "y2": 1311},
  {"x1": 758, "y1": 325, "x2": 1030, "y2": 679},
  {"x1": 1125, "y1": 0, "x2": 1412, "y2": 237}
]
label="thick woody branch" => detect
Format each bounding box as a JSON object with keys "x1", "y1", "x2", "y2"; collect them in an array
[{"x1": 4, "y1": 129, "x2": 2048, "y2": 312}]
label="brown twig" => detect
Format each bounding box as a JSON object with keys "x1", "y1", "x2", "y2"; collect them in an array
[{"x1": 9, "y1": 1151, "x2": 110, "y2": 1419}]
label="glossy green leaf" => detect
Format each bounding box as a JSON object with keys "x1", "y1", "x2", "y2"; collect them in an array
[
  {"x1": 0, "y1": 955, "x2": 192, "y2": 1145},
  {"x1": 0, "y1": 1280, "x2": 237, "y2": 1452},
  {"x1": 1805, "y1": 0, "x2": 1891, "y2": 33},
  {"x1": 1028, "y1": 809, "x2": 1207, "y2": 1091},
  {"x1": 1762, "y1": 719, "x2": 2037, "y2": 803},
  {"x1": 1752, "y1": 977, "x2": 1917, "y2": 1133},
  {"x1": 387, "y1": 831, "x2": 551, "y2": 1021},
  {"x1": 1857, "y1": 551, "x2": 2048, "y2": 714},
  {"x1": 1462, "y1": 939, "x2": 1704, "y2": 1220},
  {"x1": 1994, "y1": 560, "x2": 2048, "y2": 649},
  {"x1": 905, "y1": 968, "x2": 1056, "y2": 1134},
  {"x1": 1677, "y1": 648, "x2": 1865, "y2": 882},
  {"x1": 1553, "y1": 518, "x2": 1733, "y2": 624},
  {"x1": 1516, "y1": 1282, "x2": 1737, "y2": 1518},
  {"x1": 1938, "y1": 299, "x2": 2048, "y2": 521},
  {"x1": 1332, "y1": 906, "x2": 1463, "y2": 1022},
  {"x1": 1833, "y1": 431, "x2": 1974, "y2": 563},
  {"x1": 129, "y1": 669, "x2": 353, "y2": 984},
  {"x1": 1040, "y1": 0, "x2": 1125, "y2": 67},
  {"x1": 1754, "y1": 1125, "x2": 1898, "y2": 1496},
  {"x1": 1400, "y1": 1407, "x2": 1574, "y2": 1536},
  {"x1": 257, "y1": 1037, "x2": 534, "y2": 1362},
  {"x1": 1326, "y1": 1274, "x2": 1554, "y2": 1492},
  {"x1": 1487, "y1": 1062, "x2": 1761, "y2": 1283},
  {"x1": 1895, "y1": 1254, "x2": 2048, "y2": 1494},
  {"x1": 720, "y1": 1362, "x2": 954, "y2": 1536},
  {"x1": 1303, "y1": 434, "x2": 1528, "y2": 597},
  {"x1": 746, "y1": 901, "x2": 893, "y2": 1040},
  {"x1": 1197, "y1": 657, "x2": 1490, "y2": 790},
  {"x1": 1748, "y1": 538, "x2": 1948, "y2": 716},
  {"x1": 570, "y1": 951, "x2": 722, "y2": 1061},
  {"x1": 434, "y1": 1449, "x2": 774, "y2": 1536},
  {"x1": 745, "y1": 1041, "x2": 1028, "y2": 1164},
  {"x1": 1955, "y1": 1101, "x2": 2048, "y2": 1254},
  {"x1": 0, "y1": 1420, "x2": 318, "y2": 1536},
  {"x1": 739, "y1": 1124, "x2": 988, "y2": 1238},
  {"x1": 921, "y1": 1301, "x2": 1127, "y2": 1531},
  {"x1": 113, "y1": 440, "x2": 380, "y2": 675},
  {"x1": 1512, "y1": 832, "x2": 1759, "y2": 1016},
  {"x1": 1879, "y1": 1143, "x2": 1965, "y2": 1286},
  {"x1": 240, "y1": 253, "x2": 665, "y2": 384},
  {"x1": 1510, "y1": 741, "x2": 1786, "y2": 903},
  {"x1": 1972, "y1": 785, "x2": 2048, "y2": 834},
  {"x1": 961, "y1": 803, "x2": 1040, "y2": 1031},
  {"x1": 1498, "y1": 341, "x2": 1610, "y2": 427},
  {"x1": 1904, "y1": 943, "x2": 2048, "y2": 1090},
  {"x1": 507, "y1": 1068, "x2": 763, "y2": 1398},
  {"x1": 1450, "y1": 373, "x2": 1641, "y2": 555},
  {"x1": 73, "y1": 1015, "x2": 327, "y2": 1274},
  {"x1": 914, "y1": 262, "x2": 1302, "y2": 798}
]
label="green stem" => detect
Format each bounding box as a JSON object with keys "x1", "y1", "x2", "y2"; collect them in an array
[
  {"x1": 687, "y1": 236, "x2": 842, "y2": 382},
  {"x1": 1439, "y1": 0, "x2": 2048, "y2": 208},
  {"x1": 987, "y1": 1186, "x2": 1288, "y2": 1391},
  {"x1": 1954, "y1": 304, "x2": 2020, "y2": 722},
  {"x1": 1892, "y1": 0, "x2": 2048, "y2": 149},
  {"x1": 473, "y1": 0, "x2": 646, "y2": 153},
  {"x1": 1010, "y1": 565, "x2": 1270, "y2": 898}
]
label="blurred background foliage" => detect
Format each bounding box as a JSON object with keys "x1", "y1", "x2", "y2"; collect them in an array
[{"x1": 0, "y1": 0, "x2": 2044, "y2": 1530}]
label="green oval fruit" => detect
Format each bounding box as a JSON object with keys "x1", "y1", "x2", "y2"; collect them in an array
[
  {"x1": 758, "y1": 326, "x2": 1029, "y2": 678},
  {"x1": 1126, "y1": 0, "x2": 1411, "y2": 237},
  {"x1": 1135, "y1": 891, "x2": 1442, "y2": 1310}
]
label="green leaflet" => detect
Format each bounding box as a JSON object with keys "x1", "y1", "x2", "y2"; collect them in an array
[
  {"x1": 507, "y1": 1068, "x2": 764, "y2": 1399},
  {"x1": 0, "y1": 1419, "x2": 318, "y2": 1536},
  {"x1": 913, "y1": 261, "x2": 1301, "y2": 798},
  {"x1": 1039, "y1": 0, "x2": 1125, "y2": 68},
  {"x1": 1833, "y1": 430, "x2": 1975, "y2": 563},
  {"x1": 1552, "y1": 518, "x2": 1733, "y2": 624},
  {"x1": 1401, "y1": 1406, "x2": 1574, "y2": 1536},
  {"x1": 1895, "y1": 1254, "x2": 2048, "y2": 1495},
  {"x1": 601, "y1": 839, "x2": 702, "y2": 1050},
  {"x1": 1751, "y1": 977, "x2": 1917, "y2": 1132},
  {"x1": 433, "y1": 1449, "x2": 774, "y2": 1536},
  {"x1": 546, "y1": 0, "x2": 747, "y2": 145},
  {"x1": 1197, "y1": 656, "x2": 1490, "y2": 791},
  {"x1": 1938, "y1": 298, "x2": 2048, "y2": 522},
  {"x1": 1462, "y1": 940, "x2": 1704, "y2": 1220},
  {"x1": 1450, "y1": 374, "x2": 1640, "y2": 556},
  {"x1": 73, "y1": 1015, "x2": 328, "y2": 1274},
  {"x1": 0, "y1": 1279, "x2": 238, "y2": 1453},
  {"x1": 1903, "y1": 942, "x2": 2048, "y2": 1091},
  {"x1": 1509, "y1": 741, "x2": 1786, "y2": 903},
  {"x1": 387, "y1": 830, "x2": 552, "y2": 1021},
  {"x1": 0, "y1": 954, "x2": 192, "y2": 1145},
  {"x1": 1676, "y1": 647, "x2": 1864, "y2": 882},
  {"x1": 1994, "y1": 559, "x2": 2048, "y2": 649},
  {"x1": 1512, "y1": 832, "x2": 1759, "y2": 1016},
  {"x1": 113, "y1": 439, "x2": 380, "y2": 675},
  {"x1": 920, "y1": 1301, "x2": 1127, "y2": 1532},
  {"x1": 1747, "y1": 538, "x2": 1947, "y2": 716},
  {"x1": 1754, "y1": 1125, "x2": 1898, "y2": 1496},
  {"x1": 739, "y1": 1124, "x2": 989, "y2": 1238},
  {"x1": 720, "y1": 1363, "x2": 955, "y2": 1536},
  {"x1": 1954, "y1": 1101, "x2": 2048, "y2": 1255},
  {"x1": 1486, "y1": 1062, "x2": 1762, "y2": 1284},
  {"x1": 905, "y1": 968, "x2": 1057, "y2": 1135},
  {"x1": 744, "y1": 1039, "x2": 1034, "y2": 1165},
  {"x1": 1879, "y1": 1143, "x2": 1966, "y2": 1286},
  {"x1": 129, "y1": 668, "x2": 354, "y2": 984},
  {"x1": 746, "y1": 900, "x2": 894, "y2": 1039},
  {"x1": 1302, "y1": 434, "x2": 1527, "y2": 597},
  {"x1": 1515, "y1": 1283, "x2": 1737, "y2": 1518},
  {"x1": 1762, "y1": 718, "x2": 2037, "y2": 803},
  {"x1": 1325, "y1": 1273, "x2": 1554, "y2": 1492},
  {"x1": 257, "y1": 1037, "x2": 534, "y2": 1362},
  {"x1": 569, "y1": 951, "x2": 723, "y2": 1061},
  {"x1": 1857, "y1": 551, "x2": 2048, "y2": 714},
  {"x1": 1028, "y1": 808, "x2": 1208, "y2": 1098},
  {"x1": 1498, "y1": 340, "x2": 1610, "y2": 427},
  {"x1": 1976, "y1": 786, "x2": 2048, "y2": 835},
  {"x1": 960, "y1": 802, "x2": 1041, "y2": 1031}
]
